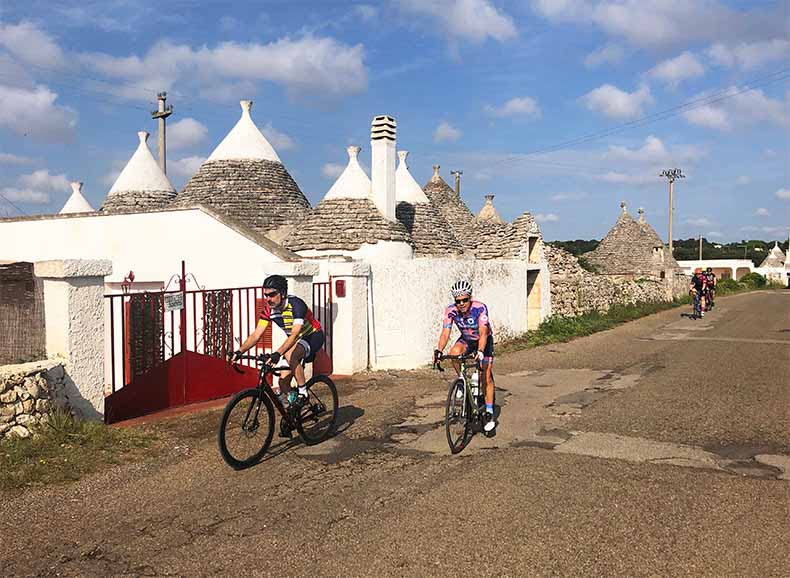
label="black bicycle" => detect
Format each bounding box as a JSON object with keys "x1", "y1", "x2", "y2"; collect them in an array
[
  {"x1": 218, "y1": 353, "x2": 339, "y2": 469},
  {"x1": 434, "y1": 353, "x2": 492, "y2": 454}
]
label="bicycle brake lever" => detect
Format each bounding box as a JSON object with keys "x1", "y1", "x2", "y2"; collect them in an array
[{"x1": 232, "y1": 363, "x2": 244, "y2": 374}]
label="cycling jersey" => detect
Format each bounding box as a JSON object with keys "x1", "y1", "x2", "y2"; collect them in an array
[
  {"x1": 257, "y1": 295, "x2": 321, "y2": 340},
  {"x1": 691, "y1": 274, "x2": 706, "y2": 293},
  {"x1": 443, "y1": 300, "x2": 493, "y2": 342}
]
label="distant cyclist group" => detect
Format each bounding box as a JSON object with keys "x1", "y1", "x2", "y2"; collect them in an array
[{"x1": 690, "y1": 267, "x2": 717, "y2": 319}]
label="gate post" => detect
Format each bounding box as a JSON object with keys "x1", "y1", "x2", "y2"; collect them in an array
[
  {"x1": 179, "y1": 260, "x2": 187, "y2": 354},
  {"x1": 326, "y1": 261, "x2": 370, "y2": 375}
]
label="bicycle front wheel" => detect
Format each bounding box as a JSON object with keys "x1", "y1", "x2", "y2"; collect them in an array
[
  {"x1": 218, "y1": 388, "x2": 275, "y2": 470},
  {"x1": 295, "y1": 375, "x2": 338, "y2": 445},
  {"x1": 445, "y1": 378, "x2": 472, "y2": 454}
]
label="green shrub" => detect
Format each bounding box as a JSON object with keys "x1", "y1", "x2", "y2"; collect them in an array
[
  {"x1": 716, "y1": 278, "x2": 740, "y2": 293},
  {"x1": 738, "y1": 272, "x2": 767, "y2": 288},
  {"x1": 577, "y1": 257, "x2": 600, "y2": 273}
]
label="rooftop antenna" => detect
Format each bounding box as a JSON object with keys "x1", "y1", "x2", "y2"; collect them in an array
[{"x1": 151, "y1": 92, "x2": 173, "y2": 174}]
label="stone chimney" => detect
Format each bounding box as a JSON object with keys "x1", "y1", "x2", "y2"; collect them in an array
[
  {"x1": 451, "y1": 170, "x2": 462, "y2": 198},
  {"x1": 638, "y1": 207, "x2": 645, "y2": 223},
  {"x1": 370, "y1": 115, "x2": 396, "y2": 220}
]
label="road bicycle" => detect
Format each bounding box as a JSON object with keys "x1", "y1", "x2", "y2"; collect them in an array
[
  {"x1": 434, "y1": 353, "x2": 493, "y2": 454},
  {"x1": 218, "y1": 353, "x2": 338, "y2": 469},
  {"x1": 690, "y1": 289, "x2": 703, "y2": 319}
]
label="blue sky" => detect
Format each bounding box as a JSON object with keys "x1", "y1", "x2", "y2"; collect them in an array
[{"x1": 0, "y1": 0, "x2": 788, "y2": 242}]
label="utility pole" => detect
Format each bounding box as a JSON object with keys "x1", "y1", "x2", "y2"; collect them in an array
[
  {"x1": 660, "y1": 168, "x2": 685, "y2": 258},
  {"x1": 450, "y1": 170, "x2": 462, "y2": 198},
  {"x1": 699, "y1": 235, "x2": 703, "y2": 260},
  {"x1": 151, "y1": 92, "x2": 173, "y2": 174}
]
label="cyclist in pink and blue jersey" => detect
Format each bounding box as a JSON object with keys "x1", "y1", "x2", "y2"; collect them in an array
[{"x1": 434, "y1": 280, "x2": 496, "y2": 433}]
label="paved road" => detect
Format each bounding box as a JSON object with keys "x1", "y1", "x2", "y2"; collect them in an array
[{"x1": 2, "y1": 291, "x2": 789, "y2": 577}]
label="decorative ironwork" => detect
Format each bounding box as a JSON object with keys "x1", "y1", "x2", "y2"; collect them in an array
[
  {"x1": 203, "y1": 290, "x2": 233, "y2": 359},
  {"x1": 127, "y1": 292, "x2": 164, "y2": 379}
]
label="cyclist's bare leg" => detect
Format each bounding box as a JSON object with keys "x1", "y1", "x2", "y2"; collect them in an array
[
  {"x1": 481, "y1": 361, "x2": 494, "y2": 406},
  {"x1": 448, "y1": 341, "x2": 465, "y2": 376},
  {"x1": 278, "y1": 343, "x2": 308, "y2": 392}
]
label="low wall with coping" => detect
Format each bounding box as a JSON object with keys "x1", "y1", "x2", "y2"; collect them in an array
[{"x1": 0, "y1": 360, "x2": 69, "y2": 440}]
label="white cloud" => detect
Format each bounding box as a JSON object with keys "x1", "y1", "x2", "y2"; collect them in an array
[
  {"x1": 685, "y1": 217, "x2": 713, "y2": 227},
  {"x1": 754, "y1": 207, "x2": 770, "y2": 217},
  {"x1": 0, "y1": 84, "x2": 77, "y2": 142},
  {"x1": 736, "y1": 175, "x2": 751, "y2": 186},
  {"x1": 584, "y1": 43, "x2": 625, "y2": 68},
  {"x1": 261, "y1": 123, "x2": 295, "y2": 151},
  {"x1": 776, "y1": 188, "x2": 790, "y2": 201},
  {"x1": 101, "y1": 159, "x2": 127, "y2": 186},
  {"x1": 321, "y1": 163, "x2": 345, "y2": 179},
  {"x1": 80, "y1": 35, "x2": 367, "y2": 99},
  {"x1": 168, "y1": 156, "x2": 206, "y2": 180},
  {"x1": 0, "y1": 187, "x2": 50, "y2": 204},
  {"x1": 603, "y1": 135, "x2": 705, "y2": 166},
  {"x1": 17, "y1": 169, "x2": 69, "y2": 192},
  {"x1": 683, "y1": 87, "x2": 790, "y2": 131},
  {"x1": 550, "y1": 192, "x2": 588, "y2": 202},
  {"x1": 535, "y1": 213, "x2": 559, "y2": 223},
  {"x1": 434, "y1": 121, "x2": 462, "y2": 143},
  {"x1": 708, "y1": 39, "x2": 790, "y2": 70},
  {"x1": 167, "y1": 118, "x2": 208, "y2": 151},
  {"x1": 648, "y1": 52, "x2": 704, "y2": 87},
  {"x1": 0, "y1": 153, "x2": 34, "y2": 165},
  {"x1": 353, "y1": 5, "x2": 378, "y2": 21},
  {"x1": 581, "y1": 84, "x2": 653, "y2": 119},
  {"x1": 706, "y1": 231, "x2": 723, "y2": 238},
  {"x1": 595, "y1": 171, "x2": 660, "y2": 186},
  {"x1": 484, "y1": 96, "x2": 541, "y2": 118},
  {"x1": 398, "y1": 0, "x2": 517, "y2": 43},
  {"x1": 0, "y1": 21, "x2": 66, "y2": 68},
  {"x1": 531, "y1": 0, "x2": 785, "y2": 49}
]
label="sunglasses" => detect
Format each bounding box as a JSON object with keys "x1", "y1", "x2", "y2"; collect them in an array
[
  {"x1": 454, "y1": 297, "x2": 470, "y2": 305},
  {"x1": 263, "y1": 290, "x2": 280, "y2": 298}
]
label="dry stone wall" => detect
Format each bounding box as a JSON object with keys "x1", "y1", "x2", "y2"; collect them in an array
[
  {"x1": 0, "y1": 360, "x2": 69, "y2": 440},
  {"x1": 546, "y1": 245, "x2": 685, "y2": 317}
]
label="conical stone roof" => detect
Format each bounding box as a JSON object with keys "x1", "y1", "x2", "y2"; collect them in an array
[
  {"x1": 584, "y1": 202, "x2": 677, "y2": 275},
  {"x1": 423, "y1": 165, "x2": 476, "y2": 251},
  {"x1": 175, "y1": 100, "x2": 310, "y2": 236},
  {"x1": 60, "y1": 182, "x2": 94, "y2": 214},
  {"x1": 284, "y1": 145, "x2": 411, "y2": 253},
  {"x1": 760, "y1": 242, "x2": 786, "y2": 268},
  {"x1": 101, "y1": 131, "x2": 176, "y2": 212},
  {"x1": 395, "y1": 152, "x2": 461, "y2": 257}
]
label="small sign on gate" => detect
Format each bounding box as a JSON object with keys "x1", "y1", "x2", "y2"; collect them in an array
[{"x1": 164, "y1": 293, "x2": 184, "y2": 312}]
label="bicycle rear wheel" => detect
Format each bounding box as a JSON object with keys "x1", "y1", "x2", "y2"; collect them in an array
[
  {"x1": 295, "y1": 375, "x2": 338, "y2": 445},
  {"x1": 218, "y1": 388, "x2": 275, "y2": 470},
  {"x1": 445, "y1": 378, "x2": 472, "y2": 454}
]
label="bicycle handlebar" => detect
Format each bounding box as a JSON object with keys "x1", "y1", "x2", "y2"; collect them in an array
[
  {"x1": 432, "y1": 352, "x2": 479, "y2": 372},
  {"x1": 228, "y1": 353, "x2": 290, "y2": 375}
]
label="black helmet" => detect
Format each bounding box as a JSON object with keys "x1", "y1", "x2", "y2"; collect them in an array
[
  {"x1": 706, "y1": 267, "x2": 713, "y2": 273},
  {"x1": 262, "y1": 274, "x2": 287, "y2": 295}
]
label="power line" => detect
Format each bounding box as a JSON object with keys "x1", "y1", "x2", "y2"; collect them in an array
[
  {"x1": 492, "y1": 67, "x2": 790, "y2": 171},
  {"x1": 0, "y1": 193, "x2": 29, "y2": 216}
]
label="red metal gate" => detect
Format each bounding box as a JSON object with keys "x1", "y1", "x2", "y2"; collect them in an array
[
  {"x1": 312, "y1": 280, "x2": 332, "y2": 362},
  {"x1": 103, "y1": 265, "x2": 272, "y2": 423}
]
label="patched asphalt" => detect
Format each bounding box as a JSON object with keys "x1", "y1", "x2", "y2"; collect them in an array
[{"x1": 1, "y1": 291, "x2": 788, "y2": 577}]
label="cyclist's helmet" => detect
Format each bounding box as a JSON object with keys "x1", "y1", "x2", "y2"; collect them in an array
[
  {"x1": 694, "y1": 268, "x2": 702, "y2": 274},
  {"x1": 706, "y1": 267, "x2": 713, "y2": 273},
  {"x1": 262, "y1": 274, "x2": 288, "y2": 296},
  {"x1": 450, "y1": 279, "x2": 473, "y2": 298}
]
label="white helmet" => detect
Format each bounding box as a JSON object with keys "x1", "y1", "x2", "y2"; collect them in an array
[{"x1": 450, "y1": 280, "x2": 473, "y2": 298}]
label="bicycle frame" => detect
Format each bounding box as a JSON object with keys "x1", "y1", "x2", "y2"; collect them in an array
[
  {"x1": 435, "y1": 354, "x2": 483, "y2": 421},
  {"x1": 233, "y1": 355, "x2": 297, "y2": 426}
]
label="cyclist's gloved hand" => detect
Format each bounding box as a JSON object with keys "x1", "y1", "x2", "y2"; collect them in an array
[
  {"x1": 230, "y1": 350, "x2": 242, "y2": 362},
  {"x1": 475, "y1": 350, "x2": 484, "y2": 363},
  {"x1": 433, "y1": 349, "x2": 443, "y2": 363},
  {"x1": 269, "y1": 351, "x2": 281, "y2": 365}
]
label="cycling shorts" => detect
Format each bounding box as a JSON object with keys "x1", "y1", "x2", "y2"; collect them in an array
[
  {"x1": 297, "y1": 330, "x2": 325, "y2": 363},
  {"x1": 455, "y1": 334, "x2": 494, "y2": 364}
]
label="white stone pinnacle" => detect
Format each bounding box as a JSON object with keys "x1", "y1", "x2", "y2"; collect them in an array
[
  {"x1": 395, "y1": 150, "x2": 429, "y2": 204},
  {"x1": 324, "y1": 145, "x2": 372, "y2": 200},
  {"x1": 206, "y1": 100, "x2": 282, "y2": 163},
  {"x1": 108, "y1": 131, "x2": 175, "y2": 195},
  {"x1": 60, "y1": 181, "x2": 94, "y2": 214}
]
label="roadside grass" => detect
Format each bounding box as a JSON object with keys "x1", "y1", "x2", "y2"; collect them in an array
[
  {"x1": 0, "y1": 410, "x2": 156, "y2": 492},
  {"x1": 499, "y1": 298, "x2": 691, "y2": 354}
]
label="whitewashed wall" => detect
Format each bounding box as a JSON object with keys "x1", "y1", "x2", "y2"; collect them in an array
[
  {"x1": 368, "y1": 258, "x2": 530, "y2": 369},
  {"x1": 0, "y1": 209, "x2": 288, "y2": 290}
]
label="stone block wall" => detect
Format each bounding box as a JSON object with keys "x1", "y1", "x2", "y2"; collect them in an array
[
  {"x1": 546, "y1": 245, "x2": 687, "y2": 318},
  {"x1": 0, "y1": 360, "x2": 69, "y2": 440}
]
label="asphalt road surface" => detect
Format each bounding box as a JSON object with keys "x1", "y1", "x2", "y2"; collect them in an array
[{"x1": 2, "y1": 291, "x2": 789, "y2": 577}]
